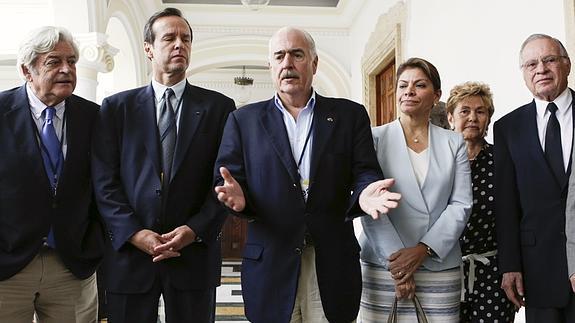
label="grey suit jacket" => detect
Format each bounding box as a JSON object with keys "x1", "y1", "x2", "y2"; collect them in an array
[{"x1": 359, "y1": 120, "x2": 473, "y2": 270}]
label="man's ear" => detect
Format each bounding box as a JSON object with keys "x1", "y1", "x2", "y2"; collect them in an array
[
  {"x1": 144, "y1": 42, "x2": 153, "y2": 61},
  {"x1": 21, "y1": 65, "x2": 33, "y2": 82}
]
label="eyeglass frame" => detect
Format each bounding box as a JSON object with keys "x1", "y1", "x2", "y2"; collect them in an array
[{"x1": 520, "y1": 55, "x2": 570, "y2": 72}]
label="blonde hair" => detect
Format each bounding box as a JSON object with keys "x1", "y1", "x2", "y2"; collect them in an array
[{"x1": 446, "y1": 81, "x2": 494, "y2": 117}]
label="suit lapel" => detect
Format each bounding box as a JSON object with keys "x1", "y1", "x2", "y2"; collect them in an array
[
  {"x1": 389, "y1": 120, "x2": 429, "y2": 213},
  {"x1": 260, "y1": 100, "x2": 300, "y2": 184},
  {"x1": 136, "y1": 85, "x2": 161, "y2": 177},
  {"x1": 171, "y1": 82, "x2": 204, "y2": 182},
  {"x1": 309, "y1": 95, "x2": 336, "y2": 182},
  {"x1": 4, "y1": 85, "x2": 51, "y2": 188}
]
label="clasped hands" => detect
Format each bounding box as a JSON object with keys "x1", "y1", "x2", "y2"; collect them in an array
[
  {"x1": 388, "y1": 244, "x2": 428, "y2": 299},
  {"x1": 129, "y1": 225, "x2": 196, "y2": 262}
]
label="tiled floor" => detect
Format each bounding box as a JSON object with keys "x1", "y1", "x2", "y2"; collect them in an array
[{"x1": 154, "y1": 261, "x2": 247, "y2": 323}]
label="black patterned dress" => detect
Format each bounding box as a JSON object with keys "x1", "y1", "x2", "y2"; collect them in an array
[{"x1": 459, "y1": 142, "x2": 515, "y2": 323}]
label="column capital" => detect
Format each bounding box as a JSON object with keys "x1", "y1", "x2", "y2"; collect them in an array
[{"x1": 75, "y1": 32, "x2": 118, "y2": 73}]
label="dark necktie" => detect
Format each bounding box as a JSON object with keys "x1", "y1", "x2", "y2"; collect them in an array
[
  {"x1": 158, "y1": 88, "x2": 176, "y2": 185},
  {"x1": 544, "y1": 102, "x2": 564, "y2": 181},
  {"x1": 40, "y1": 106, "x2": 63, "y2": 193}
]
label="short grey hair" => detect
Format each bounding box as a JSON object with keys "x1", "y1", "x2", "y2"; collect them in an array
[
  {"x1": 519, "y1": 33, "x2": 569, "y2": 63},
  {"x1": 17, "y1": 26, "x2": 79, "y2": 76},
  {"x1": 268, "y1": 26, "x2": 317, "y2": 60}
]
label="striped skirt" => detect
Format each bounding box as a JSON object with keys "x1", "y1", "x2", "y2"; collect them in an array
[{"x1": 359, "y1": 261, "x2": 461, "y2": 323}]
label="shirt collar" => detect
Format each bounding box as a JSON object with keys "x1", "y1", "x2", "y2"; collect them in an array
[
  {"x1": 26, "y1": 83, "x2": 66, "y2": 120},
  {"x1": 535, "y1": 87, "x2": 572, "y2": 118},
  {"x1": 152, "y1": 78, "x2": 187, "y2": 103},
  {"x1": 273, "y1": 90, "x2": 317, "y2": 114}
]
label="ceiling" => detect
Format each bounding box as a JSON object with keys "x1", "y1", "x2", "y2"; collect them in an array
[{"x1": 162, "y1": 0, "x2": 340, "y2": 7}]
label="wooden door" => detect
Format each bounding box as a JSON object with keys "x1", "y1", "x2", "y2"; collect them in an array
[
  {"x1": 221, "y1": 215, "x2": 247, "y2": 259},
  {"x1": 375, "y1": 61, "x2": 396, "y2": 125}
]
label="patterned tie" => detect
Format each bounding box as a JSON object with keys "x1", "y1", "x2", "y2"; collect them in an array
[
  {"x1": 158, "y1": 88, "x2": 177, "y2": 185},
  {"x1": 40, "y1": 106, "x2": 62, "y2": 248},
  {"x1": 40, "y1": 106, "x2": 63, "y2": 193},
  {"x1": 545, "y1": 102, "x2": 564, "y2": 182}
]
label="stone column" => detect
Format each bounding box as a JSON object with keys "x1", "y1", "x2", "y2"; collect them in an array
[{"x1": 74, "y1": 32, "x2": 118, "y2": 102}]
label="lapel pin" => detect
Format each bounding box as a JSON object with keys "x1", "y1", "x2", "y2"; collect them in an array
[
  {"x1": 195, "y1": 111, "x2": 201, "y2": 115},
  {"x1": 327, "y1": 117, "x2": 334, "y2": 122}
]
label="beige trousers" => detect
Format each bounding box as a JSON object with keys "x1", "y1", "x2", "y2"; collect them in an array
[
  {"x1": 0, "y1": 247, "x2": 98, "y2": 323},
  {"x1": 289, "y1": 246, "x2": 356, "y2": 323}
]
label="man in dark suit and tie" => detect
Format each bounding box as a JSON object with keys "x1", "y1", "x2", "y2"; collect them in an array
[
  {"x1": 214, "y1": 26, "x2": 401, "y2": 323},
  {"x1": 494, "y1": 33, "x2": 575, "y2": 322},
  {"x1": 0, "y1": 26, "x2": 104, "y2": 322},
  {"x1": 92, "y1": 7, "x2": 235, "y2": 323}
]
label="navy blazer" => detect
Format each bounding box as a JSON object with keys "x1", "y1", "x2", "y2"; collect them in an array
[
  {"x1": 494, "y1": 90, "x2": 574, "y2": 307},
  {"x1": 0, "y1": 85, "x2": 104, "y2": 280},
  {"x1": 92, "y1": 82, "x2": 235, "y2": 293},
  {"x1": 214, "y1": 95, "x2": 382, "y2": 323}
]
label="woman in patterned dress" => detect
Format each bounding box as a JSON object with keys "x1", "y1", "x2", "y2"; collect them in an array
[
  {"x1": 359, "y1": 58, "x2": 473, "y2": 322},
  {"x1": 446, "y1": 82, "x2": 516, "y2": 323}
]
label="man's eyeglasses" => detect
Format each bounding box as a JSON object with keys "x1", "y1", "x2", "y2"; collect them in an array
[{"x1": 521, "y1": 55, "x2": 569, "y2": 71}]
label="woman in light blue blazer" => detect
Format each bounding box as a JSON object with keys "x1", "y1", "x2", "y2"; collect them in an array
[{"x1": 359, "y1": 58, "x2": 473, "y2": 322}]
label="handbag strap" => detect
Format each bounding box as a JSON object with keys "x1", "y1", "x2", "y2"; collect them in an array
[
  {"x1": 387, "y1": 295, "x2": 429, "y2": 323},
  {"x1": 413, "y1": 295, "x2": 429, "y2": 323},
  {"x1": 386, "y1": 296, "x2": 399, "y2": 323}
]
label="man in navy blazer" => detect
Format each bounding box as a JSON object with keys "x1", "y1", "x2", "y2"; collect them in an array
[
  {"x1": 214, "y1": 26, "x2": 400, "y2": 323},
  {"x1": 0, "y1": 26, "x2": 104, "y2": 322},
  {"x1": 92, "y1": 8, "x2": 235, "y2": 323},
  {"x1": 494, "y1": 33, "x2": 575, "y2": 322}
]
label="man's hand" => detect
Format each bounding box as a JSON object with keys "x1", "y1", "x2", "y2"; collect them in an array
[
  {"x1": 359, "y1": 178, "x2": 401, "y2": 219},
  {"x1": 215, "y1": 167, "x2": 246, "y2": 212},
  {"x1": 394, "y1": 275, "x2": 416, "y2": 300},
  {"x1": 129, "y1": 229, "x2": 180, "y2": 262},
  {"x1": 388, "y1": 244, "x2": 427, "y2": 284},
  {"x1": 570, "y1": 274, "x2": 575, "y2": 293},
  {"x1": 129, "y1": 229, "x2": 165, "y2": 255},
  {"x1": 152, "y1": 225, "x2": 196, "y2": 262},
  {"x1": 501, "y1": 272, "x2": 525, "y2": 310}
]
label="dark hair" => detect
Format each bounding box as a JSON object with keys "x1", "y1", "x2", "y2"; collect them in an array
[
  {"x1": 143, "y1": 7, "x2": 193, "y2": 44},
  {"x1": 396, "y1": 57, "x2": 441, "y2": 92}
]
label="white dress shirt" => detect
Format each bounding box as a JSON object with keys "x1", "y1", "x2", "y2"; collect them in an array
[{"x1": 274, "y1": 92, "x2": 316, "y2": 200}]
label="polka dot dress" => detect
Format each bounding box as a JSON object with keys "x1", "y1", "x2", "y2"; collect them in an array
[{"x1": 459, "y1": 143, "x2": 516, "y2": 323}]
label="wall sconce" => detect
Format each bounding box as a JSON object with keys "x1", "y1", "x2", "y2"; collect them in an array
[{"x1": 240, "y1": 0, "x2": 270, "y2": 11}]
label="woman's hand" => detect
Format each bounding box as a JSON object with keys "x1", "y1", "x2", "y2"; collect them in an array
[
  {"x1": 389, "y1": 244, "x2": 428, "y2": 284},
  {"x1": 395, "y1": 275, "x2": 416, "y2": 299}
]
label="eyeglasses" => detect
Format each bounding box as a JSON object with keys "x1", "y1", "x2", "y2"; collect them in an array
[{"x1": 521, "y1": 55, "x2": 569, "y2": 71}]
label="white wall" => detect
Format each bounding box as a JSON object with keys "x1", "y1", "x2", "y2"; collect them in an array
[
  {"x1": 405, "y1": 0, "x2": 567, "y2": 139},
  {"x1": 349, "y1": 0, "x2": 569, "y2": 139}
]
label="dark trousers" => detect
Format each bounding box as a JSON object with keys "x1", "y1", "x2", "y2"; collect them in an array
[
  {"x1": 106, "y1": 274, "x2": 216, "y2": 323},
  {"x1": 526, "y1": 292, "x2": 575, "y2": 323}
]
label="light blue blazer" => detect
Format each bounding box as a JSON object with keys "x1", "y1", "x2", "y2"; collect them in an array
[{"x1": 359, "y1": 120, "x2": 472, "y2": 271}]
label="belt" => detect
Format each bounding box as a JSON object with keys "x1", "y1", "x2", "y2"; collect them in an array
[{"x1": 460, "y1": 249, "x2": 497, "y2": 302}]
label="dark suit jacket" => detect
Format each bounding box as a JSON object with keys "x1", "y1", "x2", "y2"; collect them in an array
[
  {"x1": 92, "y1": 82, "x2": 235, "y2": 293},
  {"x1": 214, "y1": 95, "x2": 382, "y2": 323},
  {"x1": 0, "y1": 85, "x2": 104, "y2": 281},
  {"x1": 494, "y1": 90, "x2": 574, "y2": 307}
]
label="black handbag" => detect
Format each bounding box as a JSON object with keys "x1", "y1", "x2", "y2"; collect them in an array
[{"x1": 387, "y1": 295, "x2": 429, "y2": 323}]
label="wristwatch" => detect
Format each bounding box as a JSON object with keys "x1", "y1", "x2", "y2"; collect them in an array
[{"x1": 419, "y1": 242, "x2": 435, "y2": 257}]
